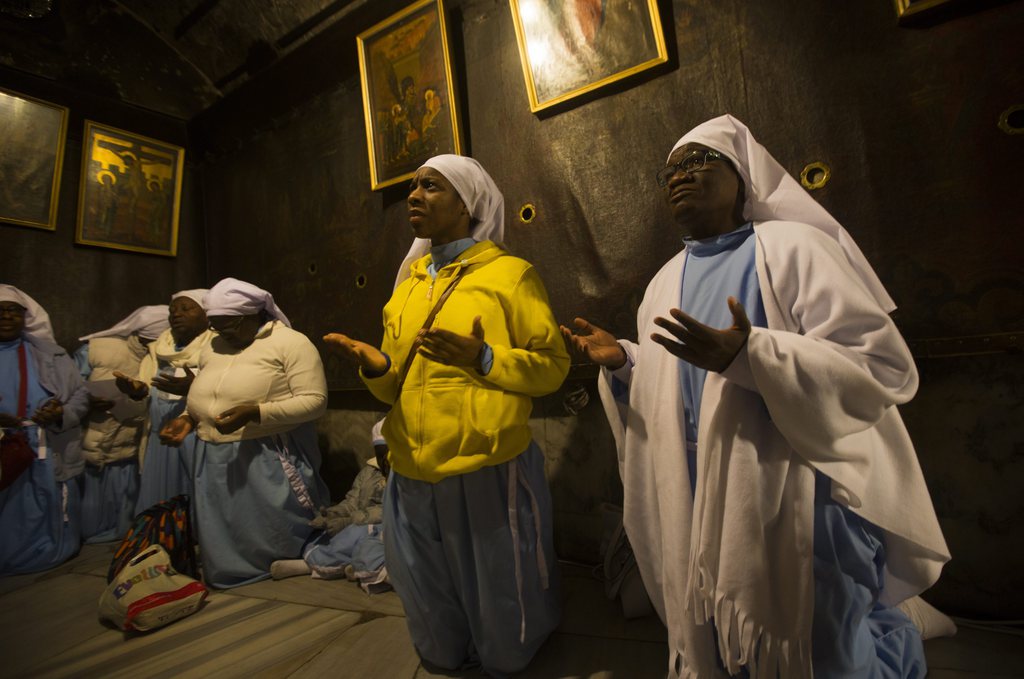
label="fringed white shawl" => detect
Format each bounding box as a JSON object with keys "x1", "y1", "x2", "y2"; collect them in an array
[
  {"x1": 598, "y1": 221, "x2": 949, "y2": 678},
  {"x1": 136, "y1": 328, "x2": 214, "y2": 468}
]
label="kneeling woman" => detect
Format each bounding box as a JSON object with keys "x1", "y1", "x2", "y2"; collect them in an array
[
  {"x1": 160, "y1": 278, "x2": 329, "y2": 588},
  {"x1": 325, "y1": 155, "x2": 569, "y2": 676}
]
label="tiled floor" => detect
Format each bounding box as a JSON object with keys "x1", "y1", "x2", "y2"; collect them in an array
[{"x1": 1, "y1": 544, "x2": 1020, "y2": 678}]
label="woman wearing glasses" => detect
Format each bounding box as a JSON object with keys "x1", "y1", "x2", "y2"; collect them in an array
[
  {"x1": 159, "y1": 278, "x2": 329, "y2": 588},
  {"x1": 0, "y1": 285, "x2": 89, "y2": 574},
  {"x1": 563, "y1": 115, "x2": 949, "y2": 678}
]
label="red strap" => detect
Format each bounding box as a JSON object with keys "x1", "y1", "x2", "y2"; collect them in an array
[{"x1": 16, "y1": 342, "x2": 27, "y2": 419}]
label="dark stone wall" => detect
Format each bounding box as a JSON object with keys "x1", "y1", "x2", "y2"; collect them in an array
[{"x1": 1, "y1": 67, "x2": 208, "y2": 351}]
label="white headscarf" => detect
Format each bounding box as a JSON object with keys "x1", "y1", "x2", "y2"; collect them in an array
[
  {"x1": 0, "y1": 284, "x2": 55, "y2": 343},
  {"x1": 671, "y1": 114, "x2": 896, "y2": 312},
  {"x1": 394, "y1": 154, "x2": 505, "y2": 289},
  {"x1": 79, "y1": 304, "x2": 170, "y2": 341},
  {"x1": 370, "y1": 418, "x2": 386, "y2": 446},
  {"x1": 203, "y1": 277, "x2": 291, "y2": 327},
  {"x1": 171, "y1": 288, "x2": 208, "y2": 308}
]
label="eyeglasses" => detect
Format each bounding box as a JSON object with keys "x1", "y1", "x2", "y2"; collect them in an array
[
  {"x1": 208, "y1": 316, "x2": 244, "y2": 333},
  {"x1": 656, "y1": 149, "x2": 724, "y2": 187},
  {"x1": 0, "y1": 304, "x2": 26, "y2": 318}
]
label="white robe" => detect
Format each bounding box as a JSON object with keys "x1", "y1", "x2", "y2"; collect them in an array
[{"x1": 598, "y1": 220, "x2": 949, "y2": 678}]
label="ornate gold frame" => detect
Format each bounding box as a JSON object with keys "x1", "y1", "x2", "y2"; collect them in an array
[
  {"x1": 509, "y1": 0, "x2": 668, "y2": 113},
  {"x1": 356, "y1": 0, "x2": 460, "y2": 191},
  {"x1": 0, "y1": 87, "x2": 67, "y2": 232},
  {"x1": 75, "y1": 120, "x2": 184, "y2": 256},
  {"x1": 894, "y1": 0, "x2": 956, "y2": 22}
]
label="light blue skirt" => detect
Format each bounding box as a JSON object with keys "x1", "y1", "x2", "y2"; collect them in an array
[
  {"x1": 135, "y1": 393, "x2": 194, "y2": 514},
  {"x1": 303, "y1": 523, "x2": 385, "y2": 581},
  {"x1": 384, "y1": 441, "x2": 560, "y2": 678},
  {"x1": 0, "y1": 455, "x2": 81, "y2": 575},
  {"x1": 192, "y1": 421, "x2": 329, "y2": 589},
  {"x1": 80, "y1": 459, "x2": 139, "y2": 544}
]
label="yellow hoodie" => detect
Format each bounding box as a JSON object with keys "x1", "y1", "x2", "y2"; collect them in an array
[{"x1": 362, "y1": 240, "x2": 569, "y2": 482}]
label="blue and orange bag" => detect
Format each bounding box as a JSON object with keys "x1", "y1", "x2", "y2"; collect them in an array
[{"x1": 108, "y1": 495, "x2": 198, "y2": 582}]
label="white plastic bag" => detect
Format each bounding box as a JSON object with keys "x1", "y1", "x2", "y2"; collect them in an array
[{"x1": 98, "y1": 544, "x2": 208, "y2": 632}]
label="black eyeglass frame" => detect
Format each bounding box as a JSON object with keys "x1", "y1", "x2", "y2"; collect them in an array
[{"x1": 656, "y1": 149, "x2": 725, "y2": 187}]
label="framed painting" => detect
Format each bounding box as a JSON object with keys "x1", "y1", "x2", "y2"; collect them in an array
[
  {"x1": 509, "y1": 0, "x2": 668, "y2": 113},
  {"x1": 357, "y1": 0, "x2": 463, "y2": 190},
  {"x1": 0, "y1": 88, "x2": 68, "y2": 230},
  {"x1": 75, "y1": 121, "x2": 184, "y2": 256}
]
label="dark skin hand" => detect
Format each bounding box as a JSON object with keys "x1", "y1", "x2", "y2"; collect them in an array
[
  {"x1": 0, "y1": 412, "x2": 23, "y2": 427},
  {"x1": 31, "y1": 399, "x2": 64, "y2": 427},
  {"x1": 214, "y1": 404, "x2": 261, "y2": 435},
  {"x1": 150, "y1": 366, "x2": 195, "y2": 396},
  {"x1": 651, "y1": 296, "x2": 752, "y2": 372},
  {"x1": 417, "y1": 316, "x2": 485, "y2": 367},
  {"x1": 113, "y1": 371, "x2": 150, "y2": 400},
  {"x1": 159, "y1": 414, "x2": 194, "y2": 446},
  {"x1": 560, "y1": 318, "x2": 628, "y2": 369},
  {"x1": 323, "y1": 333, "x2": 389, "y2": 373}
]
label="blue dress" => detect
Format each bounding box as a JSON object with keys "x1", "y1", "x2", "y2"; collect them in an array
[
  {"x1": 192, "y1": 421, "x2": 329, "y2": 588},
  {"x1": 0, "y1": 339, "x2": 82, "y2": 574},
  {"x1": 678, "y1": 224, "x2": 925, "y2": 678},
  {"x1": 134, "y1": 381, "x2": 194, "y2": 514}
]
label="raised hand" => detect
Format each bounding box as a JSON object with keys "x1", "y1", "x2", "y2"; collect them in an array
[
  {"x1": 418, "y1": 316, "x2": 485, "y2": 367},
  {"x1": 113, "y1": 370, "x2": 149, "y2": 400},
  {"x1": 560, "y1": 317, "x2": 627, "y2": 369},
  {"x1": 323, "y1": 333, "x2": 389, "y2": 374},
  {"x1": 151, "y1": 366, "x2": 195, "y2": 396},
  {"x1": 651, "y1": 296, "x2": 751, "y2": 372}
]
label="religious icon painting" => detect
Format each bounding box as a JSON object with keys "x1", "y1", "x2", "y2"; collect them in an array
[
  {"x1": 509, "y1": 0, "x2": 668, "y2": 113},
  {"x1": 75, "y1": 121, "x2": 184, "y2": 256},
  {"x1": 357, "y1": 0, "x2": 463, "y2": 190},
  {"x1": 0, "y1": 87, "x2": 68, "y2": 231}
]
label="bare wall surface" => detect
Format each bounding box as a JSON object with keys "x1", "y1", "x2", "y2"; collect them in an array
[{"x1": 1, "y1": 68, "x2": 208, "y2": 351}]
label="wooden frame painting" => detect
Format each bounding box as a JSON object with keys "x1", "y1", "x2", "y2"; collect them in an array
[
  {"x1": 357, "y1": 0, "x2": 463, "y2": 190},
  {"x1": 509, "y1": 0, "x2": 668, "y2": 113},
  {"x1": 75, "y1": 121, "x2": 184, "y2": 256},
  {"x1": 0, "y1": 88, "x2": 68, "y2": 230}
]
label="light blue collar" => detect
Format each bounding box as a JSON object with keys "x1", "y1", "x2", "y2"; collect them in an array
[
  {"x1": 428, "y1": 238, "x2": 477, "y2": 278},
  {"x1": 683, "y1": 222, "x2": 754, "y2": 257}
]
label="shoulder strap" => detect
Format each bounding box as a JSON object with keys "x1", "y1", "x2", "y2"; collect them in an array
[{"x1": 395, "y1": 264, "x2": 470, "y2": 393}]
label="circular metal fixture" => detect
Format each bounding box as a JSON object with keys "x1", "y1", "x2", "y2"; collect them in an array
[
  {"x1": 308, "y1": 262, "x2": 318, "y2": 275},
  {"x1": 998, "y1": 105, "x2": 1024, "y2": 135},
  {"x1": 519, "y1": 203, "x2": 536, "y2": 224},
  {"x1": 355, "y1": 273, "x2": 368, "y2": 289},
  {"x1": 800, "y1": 162, "x2": 831, "y2": 190}
]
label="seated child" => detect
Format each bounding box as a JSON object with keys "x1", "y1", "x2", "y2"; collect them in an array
[{"x1": 271, "y1": 419, "x2": 389, "y2": 593}]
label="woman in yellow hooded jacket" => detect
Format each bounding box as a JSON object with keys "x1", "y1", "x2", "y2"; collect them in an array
[{"x1": 325, "y1": 154, "x2": 568, "y2": 677}]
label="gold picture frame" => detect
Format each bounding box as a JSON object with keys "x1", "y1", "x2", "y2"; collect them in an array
[
  {"x1": 0, "y1": 87, "x2": 68, "y2": 231},
  {"x1": 894, "y1": 0, "x2": 956, "y2": 22},
  {"x1": 509, "y1": 0, "x2": 668, "y2": 113},
  {"x1": 357, "y1": 0, "x2": 463, "y2": 190},
  {"x1": 75, "y1": 120, "x2": 184, "y2": 257}
]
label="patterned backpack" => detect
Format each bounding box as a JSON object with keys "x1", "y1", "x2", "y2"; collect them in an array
[{"x1": 108, "y1": 495, "x2": 198, "y2": 582}]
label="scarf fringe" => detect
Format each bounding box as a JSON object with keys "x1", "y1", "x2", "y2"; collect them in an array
[{"x1": 689, "y1": 557, "x2": 812, "y2": 679}]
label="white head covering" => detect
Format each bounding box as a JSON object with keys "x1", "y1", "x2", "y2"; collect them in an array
[
  {"x1": 0, "y1": 284, "x2": 55, "y2": 343},
  {"x1": 394, "y1": 154, "x2": 505, "y2": 289},
  {"x1": 671, "y1": 114, "x2": 896, "y2": 312},
  {"x1": 171, "y1": 288, "x2": 208, "y2": 308},
  {"x1": 370, "y1": 418, "x2": 386, "y2": 446},
  {"x1": 203, "y1": 277, "x2": 291, "y2": 327},
  {"x1": 79, "y1": 305, "x2": 170, "y2": 341}
]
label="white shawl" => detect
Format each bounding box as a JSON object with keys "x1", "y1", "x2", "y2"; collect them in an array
[{"x1": 598, "y1": 221, "x2": 949, "y2": 679}]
